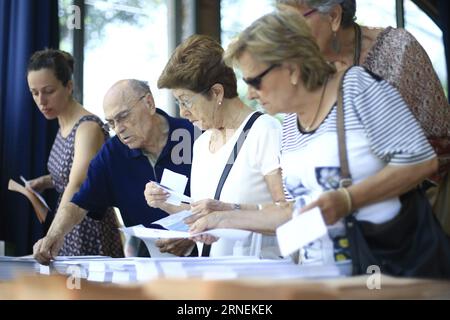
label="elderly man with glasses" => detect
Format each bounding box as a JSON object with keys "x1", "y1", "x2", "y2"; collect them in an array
[{"x1": 33, "y1": 79, "x2": 197, "y2": 264}]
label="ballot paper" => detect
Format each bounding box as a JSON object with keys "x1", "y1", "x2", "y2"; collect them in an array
[
  {"x1": 153, "y1": 182, "x2": 192, "y2": 205},
  {"x1": 20, "y1": 176, "x2": 51, "y2": 211},
  {"x1": 152, "y1": 210, "x2": 193, "y2": 232},
  {"x1": 125, "y1": 210, "x2": 236, "y2": 258},
  {"x1": 276, "y1": 207, "x2": 328, "y2": 257},
  {"x1": 8, "y1": 177, "x2": 50, "y2": 223},
  {"x1": 158, "y1": 169, "x2": 190, "y2": 206},
  {"x1": 120, "y1": 225, "x2": 251, "y2": 241},
  {"x1": 33, "y1": 255, "x2": 343, "y2": 283}
]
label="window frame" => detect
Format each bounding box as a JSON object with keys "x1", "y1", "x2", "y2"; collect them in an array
[{"x1": 65, "y1": 0, "x2": 447, "y2": 104}]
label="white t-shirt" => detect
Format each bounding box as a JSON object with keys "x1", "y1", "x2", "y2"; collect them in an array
[
  {"x1": 190, "y1": 112, "x2": 282, "y2": 258},
  {"x1": 281, "y1": 67, "x2": 436, "y2": 266}
]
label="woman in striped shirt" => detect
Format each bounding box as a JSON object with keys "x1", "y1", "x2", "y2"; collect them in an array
[
  {"x1": 189, "y1": 10, "x2": 450, "y2": 278},
  {"x1": 276, "y1": 0, "x2": 450, "y2": 235}
]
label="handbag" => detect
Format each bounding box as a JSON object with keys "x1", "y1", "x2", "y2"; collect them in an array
[
  {"x1": 201, "y1": 112, "x2": 263, "y2": 256},
  {"x1": 336, "y1": 70, "x2": 450, "y2": 279}
]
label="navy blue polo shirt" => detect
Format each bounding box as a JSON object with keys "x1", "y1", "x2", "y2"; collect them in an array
[{"x1": 71, "y1": 109, "x2": 195, "y2": 227}]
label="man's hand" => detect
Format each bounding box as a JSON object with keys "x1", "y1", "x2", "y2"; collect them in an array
[
  {"x1": 155, "y1": 238, "x2": 195, "y2": 256},
  {"x1": 144, "y1": 182, "x2": 169, "y2": 209},
  {"x1": 33, "y1": 234, "x2": 65, "y2": 265}
]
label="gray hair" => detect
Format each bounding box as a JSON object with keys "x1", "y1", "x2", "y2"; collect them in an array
[
  {"x1": 128, "y1": 79, "x2": 152, "y2": 96},
  {"x1": 276, "y1": 0, "x2": 356, "y2": 28}
]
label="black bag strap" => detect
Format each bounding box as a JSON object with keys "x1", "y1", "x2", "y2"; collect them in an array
[
  {"x1": 201, "y1": 111, "x2": 263, "y2": 257},
  {"x1": 213, "y1": 111, "x2": 263, "y2": 199}
]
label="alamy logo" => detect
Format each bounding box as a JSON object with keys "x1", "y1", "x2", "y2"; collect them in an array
[
  {"x1": 66, "y1": 5, "x2": 81, "y2": 30},
  {"x1": 366, "y1": 265, "x2": 381, "y2": 290},
  {"x1": 66, "y1": 265, "x2": 82, "y2": 290}
]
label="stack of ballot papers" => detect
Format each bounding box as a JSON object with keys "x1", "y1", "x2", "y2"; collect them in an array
[
  {"x1": 1, "y1": 255, "x2": 348, "y2": 284},
  {"x1": 42, "y1": 256, "x2": 345, "y2": 284},
  {"x1": 120, "y1": 224, "x2": 252, "y2": 258},
  {"x1": 0, "y1": 256, "x2": 40, "y2": 280}
]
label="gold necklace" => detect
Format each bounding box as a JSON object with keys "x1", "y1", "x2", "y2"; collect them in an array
[{"x1": 301, "y1": 75, "x2": 329, "y2": 132}]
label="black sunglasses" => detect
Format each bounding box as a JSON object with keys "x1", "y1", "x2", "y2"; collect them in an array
[{"x1": 243, "y1": 64, "x2": 280, "y2": 90}]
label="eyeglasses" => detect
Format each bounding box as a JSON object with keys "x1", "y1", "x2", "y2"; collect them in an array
[
  {"x1": 303, "y1": 8, "x2": 318, "y2": 17},
  {"x1": 175, "y1": 87, "x2": 210, "y2": 110},
  {"x1": 103, "y1": 94, "x2": 147, "y2": 131},
  {"x1": 243, "y1": 64, "x2": 280, "y2": 90}
]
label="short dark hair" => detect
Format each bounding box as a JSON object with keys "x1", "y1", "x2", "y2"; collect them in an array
[
  {"x1": 158, "y1": 34, "x2": 238, "y2": 99},
  {"x1": 27, "y1": 49, "x2": 74, "y2": 86}
]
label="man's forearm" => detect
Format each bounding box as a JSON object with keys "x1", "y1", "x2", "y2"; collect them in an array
[{"x1": 46, "y1": 202, "x2": 87, "y2": 238}]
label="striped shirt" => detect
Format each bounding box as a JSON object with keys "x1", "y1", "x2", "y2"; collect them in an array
[{"x1": 281, "y1": 66, "x2": 435, "y2": 224}]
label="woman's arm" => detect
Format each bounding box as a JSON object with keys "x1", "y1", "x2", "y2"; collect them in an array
[
  {"x1": 56, "y1": 121, "x2": 105, "y2": 213},
  {"x1": 188, "y1": 201, "x2": 293, "y2": 235},
  {"x1": 349, "y1": 158, "x2": 438, "y2": 210},
  {"x1": 264, "y1": 168, "x2": 286, "y2": 202},
  {"x1": 34, "y1": 202, "x2": 88, "y2": 264},
  {"x1": 301, "y1": 158, "x2": 438, "y2": 225}
]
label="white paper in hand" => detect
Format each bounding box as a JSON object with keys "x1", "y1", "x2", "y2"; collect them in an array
[
  {"x1": 276, "y1": 207, "x2": 327, "y2": 257},
  {"x1": 152, "y1": 210, "x2": 192, "y2": 231},
  {"x1": 120, "y1": 225, "x2": 251, "y2": 241},
  {"x1": 20, "y1": 176, "x2": 51, "y2": 211},
  {"x1": 159, "y1": 169, "x2": 190, "y2": 206}
]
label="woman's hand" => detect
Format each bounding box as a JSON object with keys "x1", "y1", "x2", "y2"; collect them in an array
[
  {"x1": 186, "y1": 199, "x2": 233, "y2": 223},
  {"x1": 26, "y1": 175, "x2": 53, "y2": 193},
  {"x1": 144, "y1": 182, "x2": 169, "y2": 209},
  {"x1": 188, "y1": 213, "x2": 221, "y2": 245},
  {"x1": 299, "y1": 189, "x2": 351, "y2": 225},
  {"x1": 188, "y1": 211, "x2": 224, "y2": 232}
]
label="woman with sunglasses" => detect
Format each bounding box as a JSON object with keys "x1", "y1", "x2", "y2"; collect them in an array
[
  {"x1": 144, "y1": 35, "x2": 285, "y2": 258},
  {"x1": 276, "y1": 0, "x2": 450, "y2": 233},
  {"x1": 188, "y1": 11, "x2": 450, "y2": 278},
  {"x1": 27, "y1": 49, "x2": 123, "y2": 258}
]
